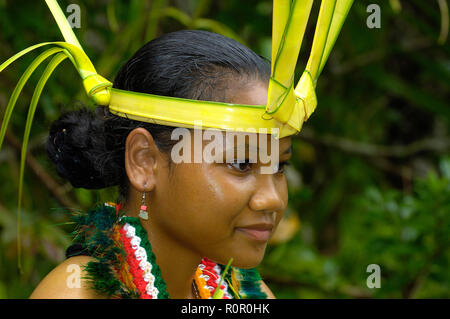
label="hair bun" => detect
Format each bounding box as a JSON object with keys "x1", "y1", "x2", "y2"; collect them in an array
[{"x1": 46, "y1": 105, "x2": 117, "y2": 189}]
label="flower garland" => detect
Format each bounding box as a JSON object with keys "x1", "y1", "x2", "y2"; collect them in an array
[
  {"x1": 119, "y1": 222, "x2": 158, "y2": 298},
  {"x1": 194, "y1": 257, "x2": 233, "y2": 299},
  {"x1": 69, "y1": 201, "x2": 267, "y2": 299},
  {"x1": 117, "y1": 205, "x2": 233, "y2": 299}
]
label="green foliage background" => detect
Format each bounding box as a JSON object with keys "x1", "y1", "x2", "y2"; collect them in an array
[{"x1": 0, "y1": 0, "x2": 449, "y2": 298}]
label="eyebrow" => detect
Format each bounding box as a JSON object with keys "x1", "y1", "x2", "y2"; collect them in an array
[{"x1": 230, "y1": 143, "x2": 292, "y2": 155}]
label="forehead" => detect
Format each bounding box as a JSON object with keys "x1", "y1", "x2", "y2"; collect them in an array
[
  {"x1": 227, "y1": 81, "x2": 268, "y2": 106},
  {"x1": 199, "y1": 130, "x2": 292, "y2": 156}
]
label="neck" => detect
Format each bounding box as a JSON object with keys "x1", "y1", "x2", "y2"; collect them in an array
[
  {"x1": 146, "y1": 218, "x2": 202, "y2": 299},
  {"x1": 121, "y1": 201, "x2": 201, "y2": 299}
]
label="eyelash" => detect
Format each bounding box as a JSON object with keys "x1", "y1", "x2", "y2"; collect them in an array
[{"x1": 228, "y1": 160, "x2": 291, "y2": 174}]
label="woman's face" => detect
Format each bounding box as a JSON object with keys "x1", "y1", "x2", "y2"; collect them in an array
[{"x1": 127, "y1": 82, "x2": 292, "y2": 268}]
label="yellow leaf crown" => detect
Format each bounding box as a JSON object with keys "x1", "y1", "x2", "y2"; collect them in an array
[{"x1": 1, "y1": 0, "x2": 354, "y2": 144}]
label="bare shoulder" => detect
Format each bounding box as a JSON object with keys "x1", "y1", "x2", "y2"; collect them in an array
[
  {"x1": 259, "y1": 280, "x2": 276, "y2": 299},
  {"x1": 29, "y1": 256, "x2": 105, "y2": 299}
]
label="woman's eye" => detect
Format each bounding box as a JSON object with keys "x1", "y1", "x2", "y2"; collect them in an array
[
  {"x1": 276, "y1": 161, "x2": 291, "y2": 174},
  {"x1": 228, "y1": 159, "x2": 253, "y2": 173},
  {"x1": 227, "y1": 160, "x2": 291, "y2": 174}
]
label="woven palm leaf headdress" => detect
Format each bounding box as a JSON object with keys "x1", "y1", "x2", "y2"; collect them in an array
[{"x1": 0, "y1": 0, "x2": 353, "y2": 269}]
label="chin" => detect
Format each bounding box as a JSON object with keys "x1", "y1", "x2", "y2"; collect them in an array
[
  {"x1": 231, "y1": 260, "x2": 263, "y2": 269},
  {"x1": 212, "y1": 251, "x2": 265, "y2": 269}
]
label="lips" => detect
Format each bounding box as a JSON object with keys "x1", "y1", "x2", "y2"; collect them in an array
[{"x1": 236, "y1": 223, "x2": 274, "y2": 242}]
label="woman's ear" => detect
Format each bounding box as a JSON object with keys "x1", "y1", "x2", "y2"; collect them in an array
[{"x1": 125, "y1": 127, "x2": 160, "y2": 192}]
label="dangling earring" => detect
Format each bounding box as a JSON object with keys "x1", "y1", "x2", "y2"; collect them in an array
[{"x1": 139, "y1": 188, "x2": 149, "y2": 220}]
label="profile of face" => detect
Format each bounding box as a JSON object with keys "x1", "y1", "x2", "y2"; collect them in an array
[{"x1": 124, "y1": 81, "x2": 292, "y2": 269}]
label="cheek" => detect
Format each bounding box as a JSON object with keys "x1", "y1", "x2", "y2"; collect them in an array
[
  {"x1": 273, "y1": 177, "x2": 289, "y2": 224},
  {"x1": 203, "y1": 165, "x2": 255, "y2": 209},
  {"x1": 160, "y1": 164, "x2": 254, "y2": 241}
]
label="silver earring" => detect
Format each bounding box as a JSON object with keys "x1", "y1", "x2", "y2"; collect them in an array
[{"x1": 139, "y1": 189, "x2": 148, "y2": 220}]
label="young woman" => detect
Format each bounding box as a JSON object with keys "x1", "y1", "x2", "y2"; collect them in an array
[
  {"x1": 29, "y1": 30, "x2": 292, "y2": 299},
  {"x1": 2, "y1": 0, "x2": 352, "y2": 299}
]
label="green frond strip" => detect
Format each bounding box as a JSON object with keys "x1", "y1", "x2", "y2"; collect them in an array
[
  {"x1": 16, "y1": 52, "x2": 69, "y2": 270},
  {"x1": 0, "y1": 42, "x2": 56, "y2": 73},
  {"x1": 225, "y1": 277, "x2": 241, "y2": 299},
  {"x1": 0, "y1": 47, "x2": 64, "y2": 151},
  {"x1": 317, "y1": 0, "x2": 355, "y2": 78},
  {"x1": 45, "y1": 0, "x2": 84, "y2": 51},
  {"x1": 212, "y1": 257, "x2": 233, "y2": 299},
  {"x1": 271, "y1": 0, "x2": 314, "y2": 87},
  {"x1": 305, "y1": 0, "x2": 337, "y2": 86}
]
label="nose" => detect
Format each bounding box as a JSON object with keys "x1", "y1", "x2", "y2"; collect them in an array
[{"x1": 249, "y1": 173, "x2": 286, "y2": 213}]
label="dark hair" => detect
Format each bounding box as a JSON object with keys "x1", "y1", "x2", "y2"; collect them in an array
[{"x1": 46, "y1": 30, "x2": 270, "y2": 203}]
